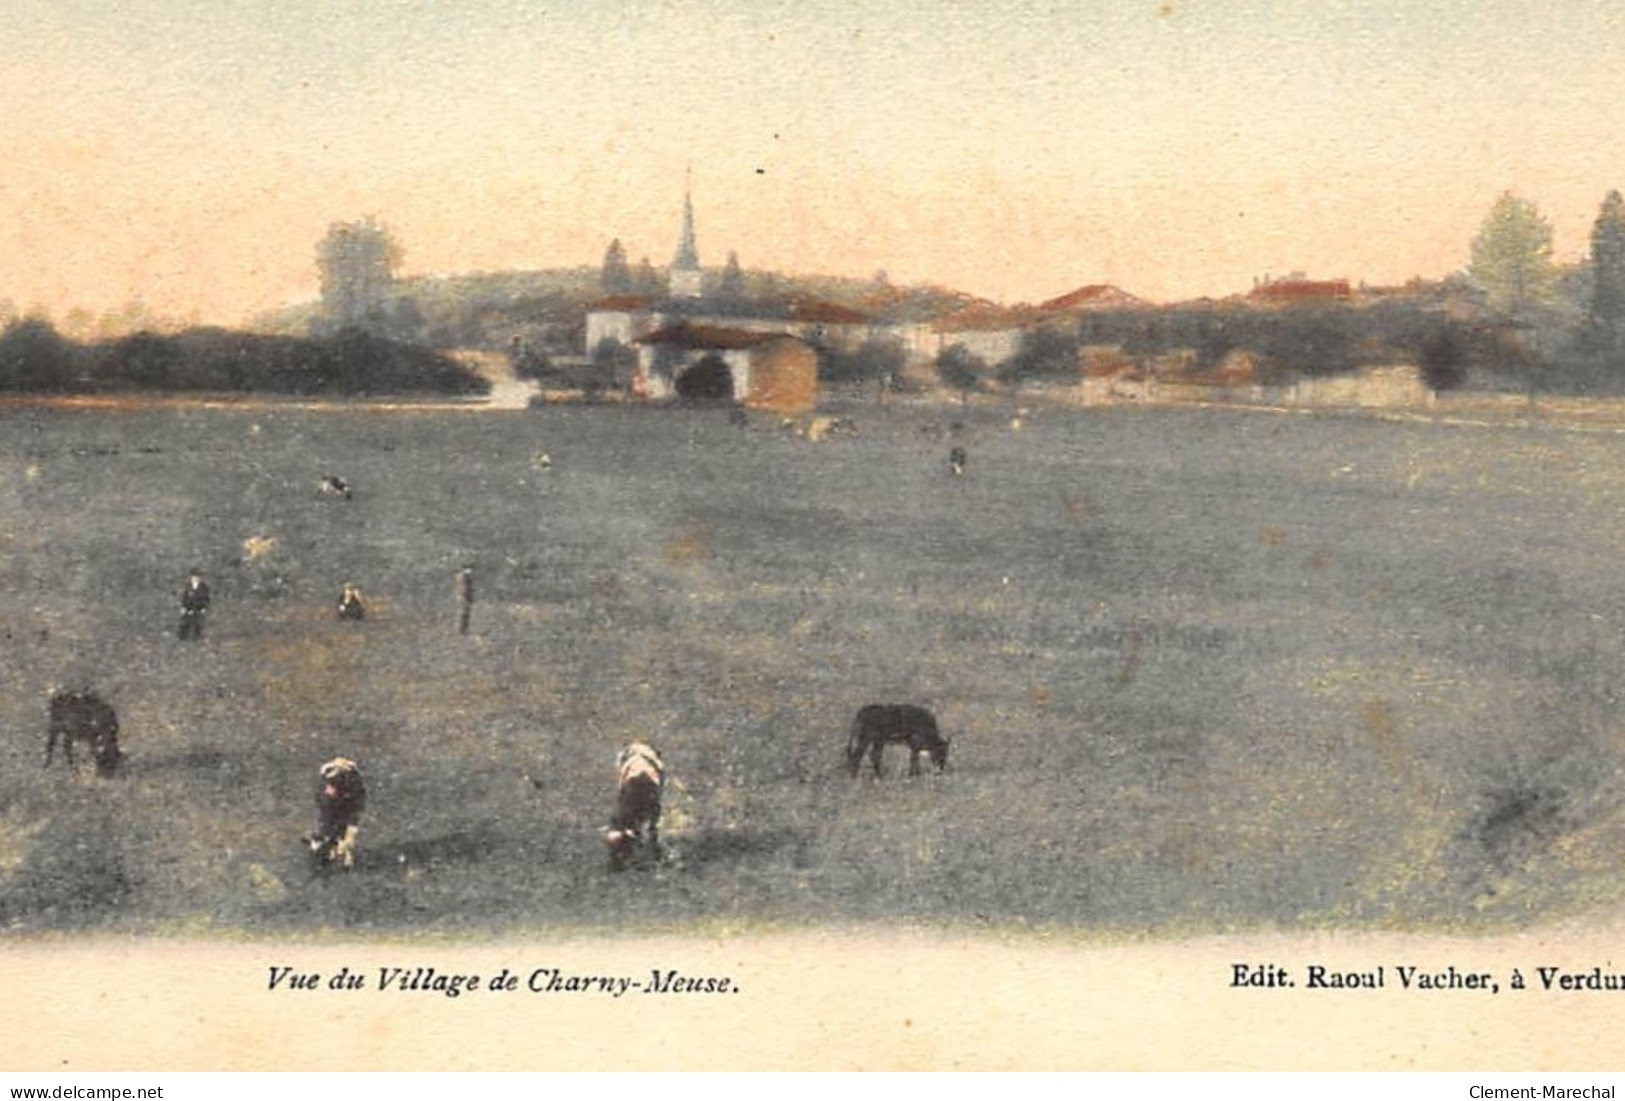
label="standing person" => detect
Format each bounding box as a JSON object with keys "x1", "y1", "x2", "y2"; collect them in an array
[
  {"x1": 178, "y1": 568, "x2": 211, "y2": 641},
  {"x1": 457, "y1": 565, "x2": 474, "y2": 636}
]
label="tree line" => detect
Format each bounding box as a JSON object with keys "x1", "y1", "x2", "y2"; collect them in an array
[{"x1": 0, "y1": 321, "x2": 488, "y2": 397}]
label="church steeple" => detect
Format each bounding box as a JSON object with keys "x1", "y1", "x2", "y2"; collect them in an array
[{"x1": 669, "y1": 175, "x2": 703, "y2": 298}]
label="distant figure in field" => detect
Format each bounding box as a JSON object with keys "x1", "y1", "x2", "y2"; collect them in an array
[
  {"x1": 604, "y1": 741, "x2": 666, "y2": 871},
  {"x1": 846, "y1": 703, "x2": 950, "y2": 778},
  {"x1": 337, "y1": 582, "x2": 367, "y2": 622},
  {"x1": 457, "y1": 565, "x2": 474, "y2": 635},
  {"x1": 318, "y1": 474, "x2": 353, "y2": 500},
  {"x1": 178, "y1": 568, "x2": 211, "y2": 641},
  {"x1": 949, "y1": 446, "x2": 968, "y2": 477},
  {"x1": 308, "y1": 756, "x2": 367, "y2": 870}
]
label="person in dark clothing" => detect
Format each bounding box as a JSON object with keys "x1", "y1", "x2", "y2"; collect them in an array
[
  {"x1": 178, "y1": 569, "x2": 211, "y2": 641},
  {"x1": 457, "y1": 565, "x2": 474, "y2": 635}
]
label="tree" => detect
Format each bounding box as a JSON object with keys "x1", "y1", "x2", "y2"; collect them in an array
[
  {"x1": 936, "y1": 343, "x2": 987, "y2": 403},
  {"x1": 1468, "y1": 192, "x2": 1556, "y2": 317},
  {"x1": 100, "y1": 331, "x2": 181, "y2": 389},
  {"x1": 592, "y1": 337, "x2": 638, "y2": 389},
  {"x1": 0, "y1": 317, "x2": 78, "y2": 391},
  {"x1": 718, "y1": 250, "x2": 746, "y2": 298},
  {"x1": 601, "y1": 238, "x2": 632, "y2": 295},
  {"x1": 1588, "y1": 189, "x2": 1625, "y2": 342},
  {"x1": 998, "y1": 326, "x2": 1081, "y2": 387},
  {"x1": 316, "y1": 217, "x2": 402, "y2": 332},
  {"x1": 818, "y1": 335, "x2": 906, "y2": 391},
  {"x1": 634, "y1": 256, "x2": 662, "y2": 295}
]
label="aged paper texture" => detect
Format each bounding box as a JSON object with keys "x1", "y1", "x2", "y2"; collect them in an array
[{"x1": 4, "y1": 0, "x2": 1625, "y2": 1072}]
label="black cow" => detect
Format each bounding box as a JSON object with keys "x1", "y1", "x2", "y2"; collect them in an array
[
  {"x1": 604, "y1": 742, "x2": 664, "y2": 871},
  {"x1": 44, "y1": 690, "x2": 123, "y2": 777},
  {"x1": 949, "y1": 446, "x2": 967, "y2": 476},
  {"x1": 308, "y1": 757, "x2": 367, "y2": 869},
  {"x1": 846, "y1": 704, "x2": 949, "y2": 778}
]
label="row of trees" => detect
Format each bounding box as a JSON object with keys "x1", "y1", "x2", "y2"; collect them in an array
[
  {"x1": 0, "y1": 320, "x2": 488, "y2": 397},
  {"x1": 1468, "y1": 189, "x2": 1625, "y2": 348},
  {"x1": 599, "y1": 238, "x2": 661, "y2": 296},
  {"x1": 600, "y1": 238, "x2": 748, "y2": 299}
]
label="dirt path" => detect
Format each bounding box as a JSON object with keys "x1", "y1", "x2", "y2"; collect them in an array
[{"x1": 448, "y1": 349, "x2": 541, "y2": 409}]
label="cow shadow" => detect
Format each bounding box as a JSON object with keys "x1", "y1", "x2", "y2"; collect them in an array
[
  {"x1": 386, "y1": 826, "x2": 503, "y2": 871},
  {"x1": 672, "y1": 824, "x2": 804, "y2": 870}
]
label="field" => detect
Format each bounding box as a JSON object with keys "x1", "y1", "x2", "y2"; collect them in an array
[{"x1": 4, "y1": 396, "x2": 1625, "y2": 938}]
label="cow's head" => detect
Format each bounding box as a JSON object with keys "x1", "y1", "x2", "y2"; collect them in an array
[
  {"x1": 602, "y1": 827, "x2": 635, "y2": 866},
  {"x1": 92, "y1": 735, "x2": 123, "y2": 778},
  {"x1": 929, "y1": 739, "x2": 949, "y2": 772}
]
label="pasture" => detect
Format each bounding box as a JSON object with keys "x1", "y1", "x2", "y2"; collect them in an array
[{"x1": 4, "y1": 396, "x2": 1625, "y2": 937}]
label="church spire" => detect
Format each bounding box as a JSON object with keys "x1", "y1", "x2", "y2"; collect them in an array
[
  {"x1": 674, "y1": 179, "x2": 699, "y2": 268},
  {"x1": 669, "y1": 173, "x2": 703, "y2": 298}
]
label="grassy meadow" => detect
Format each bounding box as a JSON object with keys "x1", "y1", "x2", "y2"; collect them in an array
[{"x1": 4, "y1": 396, "x2": 1625, "y2": 937}]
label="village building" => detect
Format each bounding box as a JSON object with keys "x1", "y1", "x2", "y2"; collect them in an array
[
  {"x1": 922, "y1": 285, "x2": 1148, "y2": 379},
  {"x1": 586, "y1": 188, "x2": 894, "y2": 407},
  {"x1": 1290, "y1": 364, "x2": 1434, "y2": 409},
  {"x1": 588, "y1": 191, "x2": 1161, "y2": 398},
  {"x1": 1248, "y1": 274, "x2": 1353, "y2": 304},
  {"x1": 1037, "y1": 284, "x2": 1147, "y2": 313},
  {"x1": 927, "y1": 302, "x2": 1036, "y2": 366},
  {"x1": 633, "y1": 323, "x2": 817, "y2": 412}
]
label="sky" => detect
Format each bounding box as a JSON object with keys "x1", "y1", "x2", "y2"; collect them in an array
[{"x1": 2, "y1": 0, "x2": 1623, "y2": 327}]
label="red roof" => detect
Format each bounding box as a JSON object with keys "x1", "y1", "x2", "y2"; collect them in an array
[
  {"x1": 1249, "y1": 279, "x2": 1351, "y2": 303},
  {"x1": 932, "y1": 302, "x2": 1035, "y2": 333},
  {"x1": 781, "y1": 297, "x2": 870, "y2": 324},
  {"x1": 635, "y1": 323, "x2": 794, "y2": 350},
  {"x1": 588, "y1": 295, "x2": 655, "y2": 311},
  {"x1": 1038, "y1": 284, "x2": 1146, "y2": 312}
]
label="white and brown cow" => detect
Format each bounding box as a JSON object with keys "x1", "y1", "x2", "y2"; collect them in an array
[
  {"x1": 603, "y1": 741, "x2": 665, "y2": 871},
  {"x1": 317, "y1": 474, "x2": 353, "y2": 500},
  {"x1": 308, "y1": 756, "x2": 367, "y2": 869}
]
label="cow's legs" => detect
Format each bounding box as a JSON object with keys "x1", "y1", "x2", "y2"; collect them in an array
[
  {"x1": 870, "y1": 741, "x2": 884, "y2": 777},
  {"x1": 333, "y1": 825, "x2": 359, "y2": 868}
]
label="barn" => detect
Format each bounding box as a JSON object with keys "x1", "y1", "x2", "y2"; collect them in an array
[{"x1": 632, "y1": 324, "x2": 818, "y2": 413}]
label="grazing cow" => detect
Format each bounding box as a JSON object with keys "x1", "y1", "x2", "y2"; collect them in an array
[
  {"x1": 44, "y1": 690, "x2": 123, "y2": 777},
  {"x1": 846, "y1": 704, "x2": 949, "y2": 778},
  {"x1": 604, "y1": 741, "x2": 665, "y2": 871},
  {"x1": 337, "y1": 582, "x2": 367, "y2": 621},
  {"x1": 949, "y1": 446, "x2": 968, "y2": 476},
  {"x1": 318, "y1": 474, "x2": 353, "y2": 500},
  {"x1": 308, "y1": 757, "x2": 367, "y2": 869}
]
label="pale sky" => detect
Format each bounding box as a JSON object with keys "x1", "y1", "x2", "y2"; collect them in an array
[{"x1": 2, "y1": 0, "x2": 1623, "y2": 326}]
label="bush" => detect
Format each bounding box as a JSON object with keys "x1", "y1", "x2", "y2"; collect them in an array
[{"x1": 0, "y1": 318, "x2": 82, "y2": 391}]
